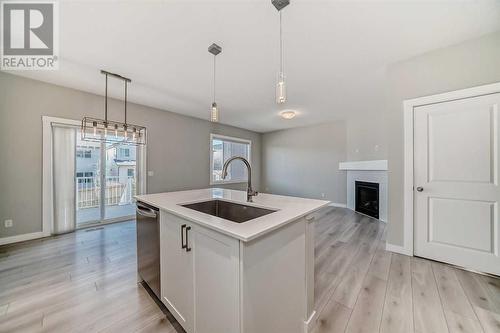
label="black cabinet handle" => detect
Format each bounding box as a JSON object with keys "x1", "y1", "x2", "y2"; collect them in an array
[
  {"x1": 186, "y1": 226, "x2": 192, "y2": 252},
  {"x1": 181, "y1": 224, "x2": 187, "y2": 249}
]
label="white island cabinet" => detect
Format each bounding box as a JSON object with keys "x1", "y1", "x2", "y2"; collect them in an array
[
  {"x1": 160, "y1": 211, "x2": 239, "y2": 333},
  {"x1": 136, "y1": 188, "x2": 329, "y2": 333}
]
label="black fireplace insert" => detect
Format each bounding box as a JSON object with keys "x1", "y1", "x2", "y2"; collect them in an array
[{"x1": 355, "y1": 181, "x2": 379, "y2": 219}]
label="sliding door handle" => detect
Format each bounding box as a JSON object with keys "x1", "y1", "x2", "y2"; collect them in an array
[
  {"x1": 181, "y1": 224, "x2": 187, "y2": 249},
  {"x1": 185, "y1": 226, "x2": 192, "y2": 252}
]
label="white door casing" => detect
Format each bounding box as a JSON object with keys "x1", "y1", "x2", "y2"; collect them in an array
[
  {"x1": 414, "y1": 93, "x2": 500, "y2": 275},
  {"x1": 40, "y1": 116, "x2": 147, "y2": 241}
]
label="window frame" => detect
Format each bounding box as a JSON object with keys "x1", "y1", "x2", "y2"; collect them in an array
[
  {"x1": 209, "y1": 133, "x2": 252, "y2": 185},
  {"x1": 42, "y1": 116, "x2": 148, "y2": 236},
  {"x1": 120, "y1": 148, "x2": 130, "y2": 158}
]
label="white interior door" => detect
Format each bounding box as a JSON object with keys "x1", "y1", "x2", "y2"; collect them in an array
[{"x1": 414, "y1": 93, "x2": 500, "y2": 275}]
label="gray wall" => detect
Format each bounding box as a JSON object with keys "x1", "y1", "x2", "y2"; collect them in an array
[
  {"x1": 259, "y1": 31, "x2": 500, "y2": 248},
  {"x1": 385, "y1": 30, "x2": 500, "y2": 246},
  {"x1": 0, "y1": 72, "x2": 261, "y2": 238},
  {"x1": 346, "y1": 114, "x2": 388, "y2": 162},
  {"x1": 261, "y1": 121, "x2": 347, "y2": 204}
]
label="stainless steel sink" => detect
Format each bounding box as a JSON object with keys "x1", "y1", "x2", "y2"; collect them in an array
[{"x1": 181, "y1": 200, "x2": 277, "y2": 223}]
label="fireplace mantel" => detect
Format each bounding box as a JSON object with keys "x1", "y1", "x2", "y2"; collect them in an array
[{"x1": 339, "y1": 160, "x2": 388, "y2": 171}]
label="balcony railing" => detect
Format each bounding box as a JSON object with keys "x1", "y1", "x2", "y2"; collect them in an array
[{"x1": 76, "y1": 176, "x2": 136, "y2": 210}]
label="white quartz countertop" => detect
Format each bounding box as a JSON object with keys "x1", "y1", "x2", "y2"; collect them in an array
[{"x1": 135, "y1": 188, "x2": 330, "y2": 242}]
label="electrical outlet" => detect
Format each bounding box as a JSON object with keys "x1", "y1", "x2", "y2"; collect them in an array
[
  {"x1": 147, "y1": 171, "x2": 154, "y2": 177},
  {"x1": 4, "y1": 219, "x2": 13, "y2": 228},
  {"x1": 321, "y1": 193, "x2": 326, "y2": 198}
]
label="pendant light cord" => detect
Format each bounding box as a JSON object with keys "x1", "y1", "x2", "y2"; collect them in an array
[
  {"x1": 105, "y1": 74, "x2": 108, "y2": 122},
  {"x1": 213, "y1": 55, "x2": 216, "y2": 103},
  {"x1": 124, "y1": 81, "x2": 128, "y2": 125},
  {"x1": 280, "y1": 10, "x2": 284, "y2": 75}
]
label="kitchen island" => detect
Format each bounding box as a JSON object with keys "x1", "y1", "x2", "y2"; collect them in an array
[{"x1": 136, "y1": 188, "x2": 329, "y2": 333}]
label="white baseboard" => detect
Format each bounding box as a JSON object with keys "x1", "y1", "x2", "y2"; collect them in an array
[
  {"x1": 328, "y1": 202, "x2": 347, "y2": 208},
  {"x1": 304, "y1": 310, "x2": 318, "y2": 333},
  {"x1": 385, "y1": 242, "x2": 413, "y2": 256},
  {"x1": 0, "y1": 231, "x2": 50, "y2": 246}
]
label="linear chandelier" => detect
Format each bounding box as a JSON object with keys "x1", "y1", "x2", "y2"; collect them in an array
[{"x1": 81, "y1": 70, "x2": 146, "y2": 145}]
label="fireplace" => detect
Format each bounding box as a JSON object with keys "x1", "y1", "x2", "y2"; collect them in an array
[{"x1": 355, "y1": 181, "x2": 379, "y2": 219}]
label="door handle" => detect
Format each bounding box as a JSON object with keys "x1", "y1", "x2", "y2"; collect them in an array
[
  {"x1": 181, "y1": 224, "x2": 187, "y2": 249},
  {"x1": 185, "y1": 226, "x2": 192, "y2": 252},
  {"x1": 416, "y1": 187, "x2": 424, "y2": 192}
]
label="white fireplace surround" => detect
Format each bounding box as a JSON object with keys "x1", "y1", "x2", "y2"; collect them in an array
[{"x1": 339, "y1": 160, "x2": 388, "y2": 222}]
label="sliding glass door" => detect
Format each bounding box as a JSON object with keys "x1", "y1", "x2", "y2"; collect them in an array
[
  {"x1": 104, "y1": 142, "x2": 137, "y2": 220},
  {"x1": 75, "y1": 135, "x2": 102, "y2": 225},
  {"x1": 76, "y1": 138, "x2": 137, "y2": 226}
]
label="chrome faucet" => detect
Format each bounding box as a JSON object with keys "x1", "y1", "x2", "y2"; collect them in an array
[{"x1": 222, "y1": 156, "x2": 258, "y2": 202}]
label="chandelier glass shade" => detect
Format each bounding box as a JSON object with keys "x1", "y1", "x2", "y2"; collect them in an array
[{"x1": 81, "y1": 117, "x2": 146, "y2": 145}]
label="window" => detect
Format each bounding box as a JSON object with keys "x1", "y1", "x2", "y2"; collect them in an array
[
  {"x1": 76, "y1": 172, "x2": 93, "y2": 184},
  {"x1": 210, "y1": 134, "x2": 251, "y2": 184},
  {"x1": 127, "y1": 169, "x2": 134, "y2": 177},
  {"x1": 77, "y1": 149, "x2": 92, "y2": 158},
  {"x1": 120, "y1": 148, "x2": 130, "y2": 158}
]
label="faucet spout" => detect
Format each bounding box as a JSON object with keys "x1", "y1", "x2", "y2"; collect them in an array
[{"x1": 222, "y1": 156, "x2": 258, "y2": 202}]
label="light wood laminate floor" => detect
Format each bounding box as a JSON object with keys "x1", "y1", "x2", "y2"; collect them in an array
[
  {"x1": 1, "y1": 207, "x2": 499, "y2": 333},
  {"x1": 313, "y1": 207, "x2": 500, "y2": 333},
  {"x1": 0, "y1": 222, "x2": 183, "y2": 333}
]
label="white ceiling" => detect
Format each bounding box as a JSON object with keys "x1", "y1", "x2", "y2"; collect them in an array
[{"x1": 9, "y1": 0, "x2": 500, "y2": 132}]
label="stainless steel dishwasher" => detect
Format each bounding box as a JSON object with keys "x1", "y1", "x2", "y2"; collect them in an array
[{"x1": 136, "y1": 201, "x2": 161, "y2": 299}]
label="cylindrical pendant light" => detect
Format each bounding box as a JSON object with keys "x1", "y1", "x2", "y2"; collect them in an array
[
  {"x1": 211, "y1": 102, "x2": 219, "y2": 123},
  {"x1": 272, "y1": 0, "x2": 290, "y2": 104},
  {"x1": 208, "y1": 43, "x2": 222, "y2": 123},
  {"x1": 276, "y1": 11, "x2": 286, "y2": 104}
]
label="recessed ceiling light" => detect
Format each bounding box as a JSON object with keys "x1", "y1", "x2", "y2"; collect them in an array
[{"x1": 280, "y1": 110, "x2": 296, "y2": 119}]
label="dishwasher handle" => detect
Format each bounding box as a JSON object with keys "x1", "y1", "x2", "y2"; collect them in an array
[{"x1": 136, "y1": 203, "x2": 158, "y2": 218}]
